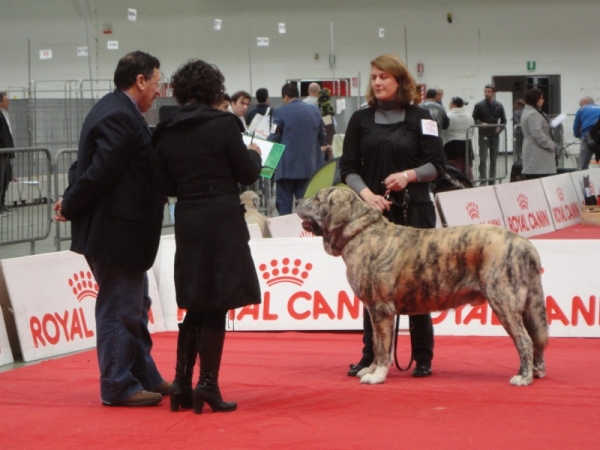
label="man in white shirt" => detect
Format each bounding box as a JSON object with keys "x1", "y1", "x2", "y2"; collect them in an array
[{"x1": 229, "y1": 90, "x2": 251, "y2": 131}]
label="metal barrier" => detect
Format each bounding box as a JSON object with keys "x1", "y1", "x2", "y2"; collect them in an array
[
  {"x1": 466, "y1": 124, "x2": 509, "y2": 185},
  {"x1": 0, "y1": 147, "x2": 53, "y2": 254}
]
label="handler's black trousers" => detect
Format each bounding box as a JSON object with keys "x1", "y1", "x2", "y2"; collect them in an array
[{"x1": 360, "y1": 307, "x2": 434, "y2": 365}]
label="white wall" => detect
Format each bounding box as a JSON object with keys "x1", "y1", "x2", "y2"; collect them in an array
[{"x1": 0, "y1": 0, "x2": 599, "y2": 114}]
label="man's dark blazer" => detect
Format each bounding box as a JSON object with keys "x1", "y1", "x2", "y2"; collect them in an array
[
  {"x1": 61, "y1": 89, "x2": 164, "y2": 272},
  {"x1": 0, "y1": 111, "x2": 14, "y2": 154}
]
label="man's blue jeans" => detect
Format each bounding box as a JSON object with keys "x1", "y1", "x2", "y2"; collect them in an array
[
  {"x1": 275, "y1": 178, "x2": 308, "y2": 216},
  {"x1": 86, "y1": 256, "x2": 163, "y2": 404}
]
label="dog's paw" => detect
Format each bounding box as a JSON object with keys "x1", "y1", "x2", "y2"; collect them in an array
[
  {"x1": 533, "y1": 367, "x2": 546, "y2": 379},
  {"x1": 359, "y1": 366, "x2": 388, "y2": 385},
  {"x1": 510, "y1": 374, "x2": 533, "y2": 386},
  {"x1": 356, "y1": 364, "x2": 376, "y2": 378}
]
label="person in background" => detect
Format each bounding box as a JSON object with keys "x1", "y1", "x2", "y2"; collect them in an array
[
  {"x1": 214, "y1": 93, "x2": 231, "y2": 112},
  {"x1": 153, "y1": 60, "x2": 262, "y2": 414},
  {"x1": 229, "y1": 90, "x2": 251, "y2": 131},
  {"x1": 245, "y1": 87, "x2": 273, "y2": 127},
  {"x1": 53, "y1": 51, "x2": 169, "y2": 407},
  {"x1": 303, "y1": 82, "x2": 320, "y2": 106},
  {"x1": 573, "y1": 96, "x2": 600, "y2": 170},
  {"x1": 340, "y1": 53, "x2": 445, "y2": 379},
  {"x1": 267, "y1": 82, "x2": 327, "y2": 215},
  {"x1": 512, "y1": 99, "x2": 526, "y2": 161},
  {"x1": 520, "y1": 88, "x2": 556, "y2": 179},
  {"x1": 420, "y1": 88, "x2": 449, "y2": 132},
  {"x1": 435, "y1": 85, "x2": 445, "y2": 107},
  {"x1": 0, "y1": 91, "x2": 15, "y2": 216},
  {"x1": 443, "y1": 96, "x2": 474, "y2": 179},
  {"x1": 472, "y1": 84, "x2": 507, "y2": 185},
  {"x1": 317, "y1": 88, "x2": 336, "y2": 160}
]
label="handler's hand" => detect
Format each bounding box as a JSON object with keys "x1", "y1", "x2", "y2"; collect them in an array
[
  {"x1": 248, "y1": 143, "x2": 262, "y2": 156},
  {"x1": 53, "y1": 198, "x2": 68, "y2": 222},
  {"x1": 360, "y1": 188, "x2": 391, "y2": 212},
  {"x1": 384, "y1": 171, "x2": 411, "y2": 192}
]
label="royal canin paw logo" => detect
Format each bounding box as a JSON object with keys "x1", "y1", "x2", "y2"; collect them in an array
[
  {"x1": 556, "y1": 187, "x2": 565, "y2": 202},
  {"x1": 259, "y1": 258, "x2": 313, "y2": 286},
  {"x1": 68, "y1": 271, "x2": 99, "y2": 301},
  {"x1": 517, "y1": 194, "x2": 529, "y2": 210},
  {"x1": 466, "y1": 201, "x2": 480, "y2": 219}
]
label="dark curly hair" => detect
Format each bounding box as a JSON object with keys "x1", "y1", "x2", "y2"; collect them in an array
[
  {"x1": 113, "y1": 51, "x2": 160, "y2": 90},
  {"x1": 171, "y1": 59, "x2": 225, "y2": 106}
]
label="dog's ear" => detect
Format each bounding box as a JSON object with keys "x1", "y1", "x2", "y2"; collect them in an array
[
  {"x1": 323, "y1": 187, "x2": 355, "y2": 232},
  {"x1": 252, "y1": 194, "x2": 260, "y2": 209}
]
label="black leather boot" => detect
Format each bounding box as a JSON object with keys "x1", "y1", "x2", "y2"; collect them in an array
[
  {"x1": 170, "y1": 323, "x2": 197, "y2": 411},
  {"x1": 410, "y1": 314, "x2": 434, "y2": 378},
  {"x1": 193, "y1": 329, "x2": 237, "y2": 414}
]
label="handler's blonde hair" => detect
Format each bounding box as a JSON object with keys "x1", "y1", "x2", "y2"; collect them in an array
[{"x1": 366, "y1": 54, "x2": 418, "y2": 108}]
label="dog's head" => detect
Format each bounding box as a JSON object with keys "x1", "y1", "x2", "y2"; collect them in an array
[
  {"x1": 240, "y1": 190, "x2": 261, "y2": 210},
  {"x1": 296, "y1": 187, "x2": 381, "y2": 256}
]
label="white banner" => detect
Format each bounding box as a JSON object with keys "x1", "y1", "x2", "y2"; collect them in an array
[
  {"x1": 436, "y1": 185, "x2": 505, "y2": 227},
  {"x1": 494, "y1": 179, "x2": 555, "y2": 237},
  {"x1": 0, "y1": 300, "x2": 14, "y2": 367},
  {"x1": 1, "y1": 252, "x2": 164, "y2": 362},
  {"x1": 540, "y1": 173, "x2": 582, "y2": 229},
  {"x1": 153, "y1": 235, "x2": 600, "y2": 337}
]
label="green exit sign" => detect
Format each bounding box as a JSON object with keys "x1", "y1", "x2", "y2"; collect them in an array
[{"x1": 527, "y1": 61, "x2": 536, "y2": 71}]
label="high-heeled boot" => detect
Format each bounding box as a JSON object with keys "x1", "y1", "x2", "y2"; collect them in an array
[
  {"x1": 170, "y1": 323, "x2": 197, "y2": 411},
  {"x1": 193, "y1": 329, "x2": 237, "y2": 414}
]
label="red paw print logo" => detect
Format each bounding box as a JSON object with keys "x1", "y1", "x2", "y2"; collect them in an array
[
  {"x1": 68, "y1": 271, "x2": 99, "y2": 302},
  {"x1": 556, "y1": 187, "x2": 565, "y2": 202},
  {"x1": 466, "y1": 201, "x2": 480, "y2": 220},
  {"x1": 517, "y1": 194, "x2": 529, "y2": 210},
  {"x1": 299, "y1": 229, "x2": 315, "y2": 238},
  {"x1": 258, "y1": 258, "x2": 313, "y2": 286}
]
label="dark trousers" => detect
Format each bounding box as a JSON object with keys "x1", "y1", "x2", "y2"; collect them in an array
[
  {"x1": 0, "y1": 155, "x2": 10, "y2": 206},
  {"x1": 86, "y1": 256, "x2": 163, "y2": 404},
  {"x1": 478, "y1": 136, "x2": 499, "y2": 185},
  {"x1": 359, "y1": 307, "x2": 434, "y2": 365},
  {"x1": 275, "y1": 178, "x2": 308, "y2": 215}
]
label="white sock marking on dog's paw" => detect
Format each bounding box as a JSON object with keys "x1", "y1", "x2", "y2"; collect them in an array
[{"x1": 510, "y1": 374, "x2": 532, "y2": 386}]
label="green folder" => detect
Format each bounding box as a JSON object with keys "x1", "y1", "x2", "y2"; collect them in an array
[{"x1": 242, "y1": 135, "x2": 286, "y2": 179}]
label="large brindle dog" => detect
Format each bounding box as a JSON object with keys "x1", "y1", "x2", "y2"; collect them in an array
[{"x1": 296, "y1": 187, "x2": 548, "y2": 386}]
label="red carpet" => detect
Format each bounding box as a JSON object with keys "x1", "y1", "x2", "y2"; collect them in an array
[
  {"x1": 531, "y1": 223, "x2": 600, "y2": 239},
  {"x1": 1, "y1": 332, "x2": 598, "y2": 449}
]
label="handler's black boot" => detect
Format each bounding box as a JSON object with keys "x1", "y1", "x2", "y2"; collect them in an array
[
  {"x1": 348, "y1": 307, "x2": 374, "y2": 376},
  {"x1": 193, "y1": 329, "x2": 237, "y2": 414},
  {"x1": 410, "y1": 314, "x2": 434, "y2": 377},
  {"x1": 170, "y1": 323, "x2": 197, "y2": 411}
]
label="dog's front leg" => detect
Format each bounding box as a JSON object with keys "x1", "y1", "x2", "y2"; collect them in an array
[{"x1": 359, "y1": 310, "x2": 394, "y2": 385}]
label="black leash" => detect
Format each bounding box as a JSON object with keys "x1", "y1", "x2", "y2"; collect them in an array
[
  {"x1": 393, "y1": 315, "x2": 414, "y2": 371},
  {"x1": 383, "y1": 185, "x2": 413, "y2": 371}
]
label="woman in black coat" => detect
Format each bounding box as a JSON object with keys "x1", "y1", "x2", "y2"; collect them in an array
[
  {"x1": 339, "y1": 54, "x2": 445, "y2": 379},
  {"x1": 153, "y1": 60, "x2": 262, "y2": 414}
]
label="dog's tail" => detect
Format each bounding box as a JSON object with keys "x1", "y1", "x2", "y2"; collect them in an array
[{"x1": 524, "y1": 250, "x2": 549, "y2": 349}]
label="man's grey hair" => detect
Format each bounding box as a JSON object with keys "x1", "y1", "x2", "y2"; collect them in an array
[{"x1": 580, "y1": 96, "x2": 595, "y2": 106}]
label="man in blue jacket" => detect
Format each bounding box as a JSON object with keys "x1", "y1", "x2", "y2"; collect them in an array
[
  {"x1": 54, "y1": 51, "x2": 169, "y2": 407},
  {"x1": 573, "y1": 96, "x2": 600, "y2": 170},
  {"x1": 268, "y1": 83, "x2": 327, "y2": 215}
]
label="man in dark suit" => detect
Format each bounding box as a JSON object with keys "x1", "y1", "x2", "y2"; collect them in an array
[
  {"x1": 0, "y1": 91, "x2": 15, "y2": 216},
  {"x1": 267, "y1": 83, "x2": 327, "y2": 215},
  {"x1": 54, "y1": 51, "x2": 169, "y2": 407}
]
